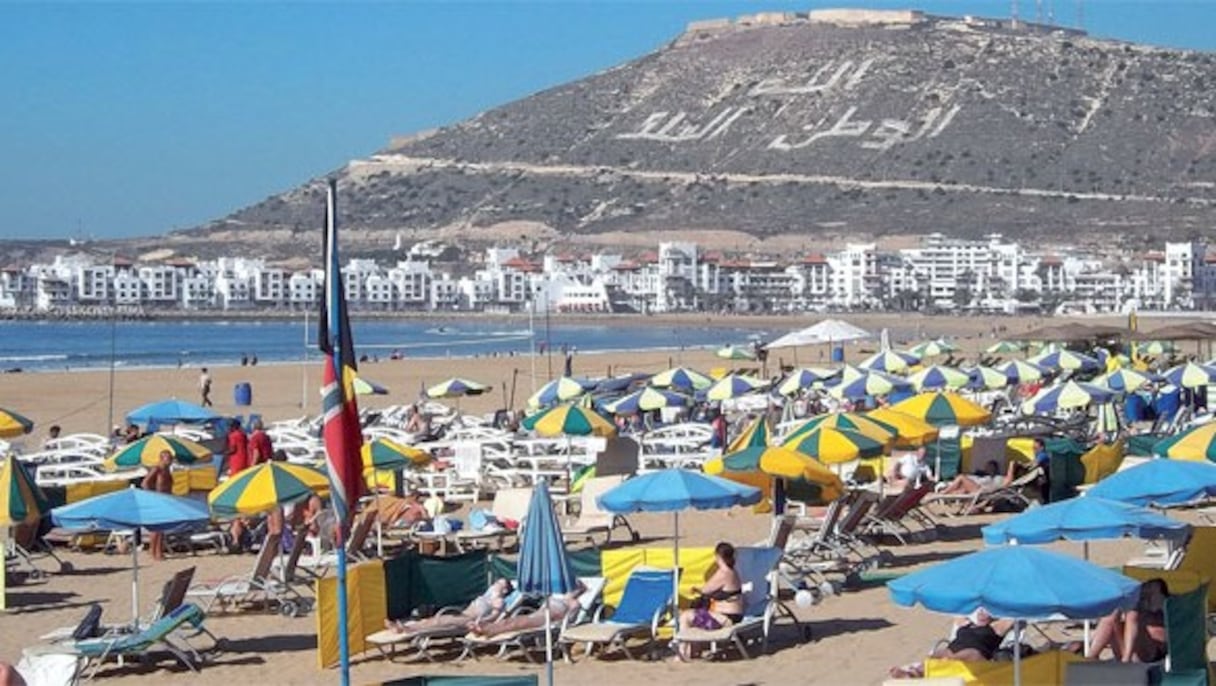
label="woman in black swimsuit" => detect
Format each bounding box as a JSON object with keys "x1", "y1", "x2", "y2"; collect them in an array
[
  {"x1": 1087, "y1": 578, "x2": 1169, "y2": 662},
  {"x1": 889, "y1": 607, "x2": 1014, "y2": 678},
  {"x1": 676, "y1": 542, "x2": 744, "y2": 661}
]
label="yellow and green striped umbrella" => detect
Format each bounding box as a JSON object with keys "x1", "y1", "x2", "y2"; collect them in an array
[
  {"x1": 0, "y1": 407, "x2": 34, "y2": 439},
  {"x1": 208, "y1": 461, "x2": 329, "y2": 517},
  {"x1": 890, "y1": 391, "x2": 992, "y2": 428},
  {"x1": 0, "y1": 456, "x2": 50, "y2": 526},
  {"x1": 906, "y1": 365, "x2": 971, "y2": 391},
  {"x1": 1153, "y1": 423, "x2": 1216, "y2": 462},
  {"x1": 705, "y1": 374, "x2": 767, "y2": 401},
  {"x1": 104, "y1": 434, "x2": 212, "y2": 471},
  {"x1": 727, "y1": 415, "x2": 772, "y2": 453},
  {"x1": 704, "y1": 445, "x2": 845, "y2": 504},
  {"x1": 783, "y1": 413, "x2": 896, "y2": 446},
  {"x1": 865, "y1": 408, "x2": 940, "y2": 448},
  {"x1": 425, "y1": 377, "x2": 490, "y2": 398},
  {"x1": 362, "y1": 438, "x2": 430, "y2": 471},
  {"x1": 783, "y1": 426, "x2": 888, "y2": 465},
  {"x1": 521, "y1": 404, "x2": 616, "y2": 437}
]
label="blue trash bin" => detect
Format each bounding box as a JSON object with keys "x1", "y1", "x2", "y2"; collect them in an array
[
  {"x1": 234, "y1": 382, "x2": 252, "y2": 407},
  {"x1": 830, "y1": 346, "x2": 844, "y2": 363}
]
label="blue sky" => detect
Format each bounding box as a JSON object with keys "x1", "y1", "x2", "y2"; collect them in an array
[{"x1": 2, "y1": 1, "x2": 1213, "y2": 240}]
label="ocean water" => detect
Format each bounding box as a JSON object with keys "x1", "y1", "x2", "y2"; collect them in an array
[{"x1": 0, "y1": 317, "x2": 777, "y2": 372}]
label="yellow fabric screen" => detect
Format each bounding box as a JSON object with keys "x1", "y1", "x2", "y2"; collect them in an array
[
  {"x1": 926, "y1": 650, "x2": 1081, "y2": 685},
  {"x1": 600, "y1": 546, "x2": 715, "y2": 609},
  {"x1": 65, "y1": 478, "x2": 128, "y2": 504},
  {"x1": 315, "y1": 559, "x2": 387, "y2": 669},
  {"x1": 1080, "y1": 441, "x2": 1124, "y2": 484}
]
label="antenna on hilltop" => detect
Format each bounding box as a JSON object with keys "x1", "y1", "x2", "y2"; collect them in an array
[
  {"x1": 1075, "y1": 0, "x2": 1084, "y2": 29},
  {"x1": 1048, "y1": 0, "x2": 1055, "y2": 24},
  {"x1": 1010, "y1": 0, "x2": 1019, "y2": 26},
  {"x1": 1035, "y1": 0, "x2": 1043, "y2": 23}
]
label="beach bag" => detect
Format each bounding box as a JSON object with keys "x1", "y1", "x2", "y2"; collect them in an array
[{"x1": 469, "y1": 509, "x2": 499, "y2": 532}]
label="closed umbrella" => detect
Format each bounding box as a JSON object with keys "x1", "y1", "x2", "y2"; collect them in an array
[
  {"x1": 52, "y1": 487, "x2": 212, "y2": 626},
  {"x1": 208, "y1": 462, "x2": 329, "y2": 517},
  {"x1": 103, "y1": 434, "x2": 212, "y2": 470},
  {"x1": 126, "y1": 399, "x2": 218, "y2": 426},
  {"x1": 890, "y1": 392, "x2": 991, "y2": 428},
  {"x1": 1020, "y1": 381, "x2": 1114, "y2": 415},
  {"x1": 518, "y1": 480, "x2": 578, "y2": 686},
  {"x1": 0, "y1": 456, "x2": 50, "y2": 527},
  {"x1": 0, "y1": 408, "x2": 34, "y2": 439},
  {"x1": 1087, "y1": 459, "x2": 1216, "y2": 507},
  {"x1": 598, "y1": 471, "x2": 761, "y2": 635},
  {"x1": 1152, "y1": 423, "x2": 1216, "y2": 462},
  {"x1": 906, "y1": 365, "x2": 971, "y2": 391},
  {"x1": 705, "y1": 374, "x2": 767, "y2": 401},
  {"x1": 650, "y1": 367, "x2": 713, "y2": 392},
  {"x1": 603, "y1": 388, "x2": 688, "y2": 415},
  {"x1": 857, "y1": 350, "x2": 920, "y2": 374}
]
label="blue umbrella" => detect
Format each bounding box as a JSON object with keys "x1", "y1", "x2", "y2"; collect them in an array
[
  {"x1": 598, "y1": 470, "x2": 761, "y2": 632},
  {"x1": 518, "y1": 480, "x2": 577, "y2": 685},
  {"x1": 981, "y1": 496, "x2": 1189, "y2": 546},
  {"x1": 1087, "y1": 458, "x2": 1216, "y2": 507},
  {"x1": 126, "y1": 399, "x2": 219, "y2": 427},
  {"x1": 889, "y1": 546, "x2": 1141, "y2": 685},
  {"x1": 52, "y1": 487, "x2": 212, "y2": 626}
]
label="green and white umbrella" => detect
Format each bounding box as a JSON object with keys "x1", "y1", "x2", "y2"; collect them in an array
[
  {"x1": 907, "y1": 339, "x2": 958, "y2": 358},
  {"x1": 985, "y1": 340, "x2": 1024, "y2": 355},
  {"x1": 715, "y1": 344, "x2": 757, "y2": 361}
]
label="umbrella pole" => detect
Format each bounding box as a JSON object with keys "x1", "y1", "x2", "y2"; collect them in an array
[
  {"x1": 1082, "y1": 541, "x2": 1091, "y2": 651},
  {"x1": 672, "y1": 511, "x2": 681, "y2": 640},
  {"x1": 131, "y1": 529, "x2": 140, "y2": 629},
  {"x1": 375, "y1": 490, "x2": 383, "y2": 558},
  {"x1": 1013, "y1": 620, "x2": 1022, "y2": 686},
  {"x1": 544, "y1": 602, "x2": 554, "y2": 686}
]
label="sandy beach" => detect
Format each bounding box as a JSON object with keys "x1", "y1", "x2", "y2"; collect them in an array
[{"x1": 0, "y1": 312, "x2": 1207, "y2": 684}]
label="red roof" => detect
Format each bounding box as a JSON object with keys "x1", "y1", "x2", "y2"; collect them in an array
[
  {"x1": 166, "y1": 258, "x2": 196, "y2": 268},
  {"x1": 719, "y1": 259, "x2": 751, "y2": 269},
  {"x1": 501, "y1": 256, "x2": 540, "y2": 272},
  {"x1": 702, "y1": 251, "x2": 723, "y2": 264},
  {"x1": 112, "y1": 256, "x2": 134, "y2": 267},
  {"x1": 611, "y1": 260, "x2": 640, "y2": 271},
  {"x1": 1040, "y1": 255, "x2": 1062, "y2": 266},
  {"x1": 802, "y1": 253, "x2": 828, "y2": 265},
  {"x1": 638, "y1": 251, "x2": 659, "y2": 264}
]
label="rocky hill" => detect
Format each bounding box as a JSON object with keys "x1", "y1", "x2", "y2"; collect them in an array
[{"x1": 187, "y1": 9, "x2": 1216, "y2": 257}]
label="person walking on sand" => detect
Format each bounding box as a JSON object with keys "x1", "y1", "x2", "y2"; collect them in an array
[
  {"x1": 199, "y1": 368, "x2": 213, "y2": 407},
  {"x1": 141, "y1": 450, "x2": 174, "y2": 561}
]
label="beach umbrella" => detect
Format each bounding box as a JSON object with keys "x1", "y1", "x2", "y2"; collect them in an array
[
  {"x1": 985, "y1": 340, "x2": 1024, "y2": 355},
  {"x1": 982, "y1": 496, "x2": 1189, "y2": 546},
  {"x1": 528, "y1": 376, "x2": 595, "y2": 408},
  {"x1": 1137, "y1": 341, "x2": 1175, "y2": 357},
  {"x1": 1162, "y1": 362, "x2": 1216, "y2": 390},
  {"x1": 1021, "y1": 381, "x2": 1114, "y2": 415},
  {"x1": 996, "y1": 359, "x2": 1049, "y2": 384},
  {"x1": 103, "y1": 434, "x2": 212, "y2": 471},
  {"x1": 52, "y1": 487, "x2": 211, "y2": 626},
  {"x1": 783, "y1": 413, "x2": 897, "y2": 446},
  {"x1": 906, "y1": 365, "x2": 970, "y2": 391},
  {"x1": 765, "y1": 319, "x2": 872, "y2": 350},
  {"x1": 783, "y1": 426, "x2": 888, "y2": 465},
  {"x1": 865, "y1": 408, "x2": 941, "y2": 448},
  {"x1": 1093, "y1": 368, "x2": 1155, "y2": 394},
  {"x1": 0, "y1": 408, "x2": 34, "y2": 439},
  {"x1": 705, "y1": 445, "x2": 846, "y2": 504},
  {"x1": 965, "y1": 366, "x2": 1010, "y2": 391},
  {"x1": 1087, "y1": 458, "x2": 1216, "y2": 507},
  {"x1": 826, "y1": 369, "x2": 907, "y2": 400},
  {"x1": 603, "y1": 387, "x2": 688, "y2": 415},
  {"x1": 522, "y1": 404, "x2": 616, "y2": 438},
  {"x1": 1152, "y1": 423, "x2": 1216, "y2": 462},
  {"x1": 907, "y1": 339, "x2": 958, "y2": 358},
  {"x1": 208, "y1": 462, "x2": 329, "y2": 517},
  {"x1": 857, "y1": 350, "x2": 920, "y2": 374},
  {"x1": 125, "y1": 399, "x2": 218, "y2": 426},
  {"x1": 518, "y1": 480, "x2": 578, "y2": 685},
  {"x1": 361, "y1": 438, "x2": 429, "y2": 471},
  {"x1": 775, "y1": 367, "x2": 837, "y2": 396},
  {"x1": 705, "y1": 374, "x2": 767, "y2": 401},
  {"x1": 715, "y1": 344, "x2": 756, "y2": 361},
  {"x1": 725, "y1": 415, "x2": 772, "y2": 454},
  {"x1": 598, "y1": 469, "x2": 761, "y2": 631},
  {"x1": 888, "y1": 546, "x2": 1141, "y2": 685},
  {"x1": 1029, "y1": 349, "x2": 1101, "y2": 373},
  {"x1": 890, "y1": 392, "x2": 991, "y2": 428},
  {"x1": 649, "y1": 367, "x2": 713, "y2": 392},
  {"x1": 0, "y1": 456, "x2": 50, "y2": 527},
  {"x1": 352, "y1": 377, "x2": 389, "y2": 396},
  {"x1": 425, "y1": 377, "x2": 490, "y2": 398}
]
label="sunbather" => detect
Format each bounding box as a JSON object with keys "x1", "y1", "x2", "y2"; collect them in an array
[
  {"x1": 676, "y1": 542, "x2": 744, "y2": 661},
  {"x1": 467, "y1": 583, "x2": 585, "y2": 638},
  {"x1": 0, "y1": 661, "x2": 26, "y2": 686},
  {"x1": 888, "y1": 607, "x2": 1014, "y2": 678},
  {"x1": 384, "y1": 578, "x2": 514, "y2": 634},
  {"x1": 885, "y1": 448, "x2": 934, "y2": 492},
  {"x1": 1086, "y1": 578, "x2": 1169, "y2": 663},
  {"x1": 933, "y1": 460, "x2": 1020, "y2": 496}
]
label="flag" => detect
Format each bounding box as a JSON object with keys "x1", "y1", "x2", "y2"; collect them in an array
[{"x1": 319, "y1": 179, "x2": 364, "y2": 532}]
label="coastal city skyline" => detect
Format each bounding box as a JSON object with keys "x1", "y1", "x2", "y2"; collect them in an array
[{"x1": 3, "y1": 1, "x2": 1216, "y2": 241}]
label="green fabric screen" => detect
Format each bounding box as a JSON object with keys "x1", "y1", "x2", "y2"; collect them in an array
[
  {"x1": 383, "y1": 549, "x2": 490, "y2": 620},
  {"x1": 489, "y1": 549, "x2": 602, "y2": 582}
]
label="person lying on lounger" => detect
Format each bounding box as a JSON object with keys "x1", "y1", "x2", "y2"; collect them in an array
[
  {"x1": 933, "y1": 460, "x2": 1021, "y2": 497},
  {"x1": 888, "y1": 607, "x2": 1015, "y2": 679},
  {"x1": 384, "y1": 578, "x2": 514, "y2": 634},
  {"x1": 466, "y1": 584, "x2": 586, "y2": 638}
]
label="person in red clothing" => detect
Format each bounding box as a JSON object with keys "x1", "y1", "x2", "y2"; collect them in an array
[
  {"x1": 248, "y1": 418, "x2": 273, "y2": 466},
  {"x1": 225, "y1": 421, "x2": 250, "y2": 477}
]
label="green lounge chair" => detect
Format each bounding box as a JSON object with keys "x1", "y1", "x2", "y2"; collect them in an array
[{"x1": 73, "y1": 603, "x2": 213, "y2": 678}]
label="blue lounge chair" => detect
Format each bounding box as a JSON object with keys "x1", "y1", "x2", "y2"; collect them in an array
[
  {"x1": 558, "y1": 568, "x2": 675, "y2": 661},
  {"x1": 73, "y1": 603, "x2": 214, "y2": 678}
]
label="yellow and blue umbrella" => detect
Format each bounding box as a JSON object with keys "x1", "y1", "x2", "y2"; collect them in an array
[
  {"x1": 528, "y1": 376, "x2": 595, "y2": 408},
  {"x1": 705, "y1": 374, "x2": 767, "y2": 401},
  {"x1": 866, "y1": 408, "x2": 940, "y2": 448},
  {"x1": 1152, "y1": 423, "x2": 1216, "y2": 463},
  {"x1": 965, "y1": 366, "x2": 1010, "y2": 391},
  {"x1": 649, "y1": 367, "x2": 713, "y2": 392},
  {"x1": 783, "y1": 413, "x2": 897, "y2": 446},
  {"x1": 522, "y1": 404, "x2": 616, "y2": 437},
  {"x1": 104, "y1": 434, "x2": 212, "y2": 470},
  {"x1": 425, "y1": 377, "x2": 490, "y2": 398},
  {"x1": 907, "y1": 339, "x2": 958, "y2": 358},
  {"x1": 783, "y1": 426, "x2": 888, "y2": 465},
  {"x1": 208, "y1": 462, "x2": 329, "y2": 517},
  {"x1": 1030, "y1": 349, "x2": 1101, "y2": 373},
  {"x1": 985, "y1": 340, "x2": 1024, "y2": 355},
  {"x1": 996, "y1": 359, "x2": 1049, "y2": 384},
  {"x1": 907, "y1": 365, "x2": 971, "y2": 391},
  {"x1": 1093, "y1": 369, "x2": 1155, "y2": 394},
  {"x1": 826, "y1": 368, "x2": 909, "y2": 400},
  {"x1": 1162, "y1": 362, "x2": 1216, "y2": 390},
  {"x1": 1021, "y1": 381, "x2": 1114, "y2": 415},
  {"x1": 776, "y1": 367, "x2": 837, "y2": 396},
  {"x1": 0, "y1": 456, "x2": 49, "y2": 527},
  {"x1": 0, "y1": 407, "x2": 34, "y2": 439},
  {"x1": 891, "y1": 392, "x2": 991, "y2": 428},
  {"x1": 603, "y1": 387, "x2": 687, "y2": 415},
  {"x1": 352, "y1": 377, "x2": 389, "y2": 396},
  {"x1": 857, "y1": 350, "x2": 920, "y2": 374}
]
